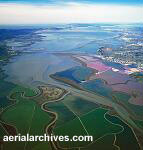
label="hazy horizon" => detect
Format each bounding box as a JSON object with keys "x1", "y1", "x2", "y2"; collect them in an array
[{"x1": 0, "y1": 0, "x2": 143, "y2": 24}]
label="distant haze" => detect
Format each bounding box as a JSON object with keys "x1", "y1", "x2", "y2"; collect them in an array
[{"x1": 0, "y1": 3, "x2": 143, "y2": 24}]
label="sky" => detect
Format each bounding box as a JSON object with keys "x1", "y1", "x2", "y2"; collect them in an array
[{"x1": 0, "y1": 0, "x2": 143, "y2": 24}]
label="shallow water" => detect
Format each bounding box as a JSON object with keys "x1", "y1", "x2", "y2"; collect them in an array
[{"x1": 3, "y1": 52, "x2": 80, "y2": 87}]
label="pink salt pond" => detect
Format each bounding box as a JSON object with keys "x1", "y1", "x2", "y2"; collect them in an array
[
  {"x1": 87, "y1": 61, "x2": 111, "y2": 72},
  {"x1": 76, "y1": 56, "x2": 111, "y2": 72}
]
